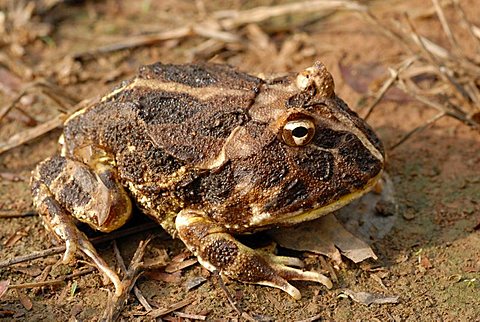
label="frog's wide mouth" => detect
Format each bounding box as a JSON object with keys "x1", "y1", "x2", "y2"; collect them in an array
[{"x1": 252, "y1": 170, "x2": 383, "y2": 227}]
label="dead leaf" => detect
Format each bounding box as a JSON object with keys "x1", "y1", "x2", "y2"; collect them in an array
[
  {"x1": 185, "y1": 276, "x2": 207, "y2": 291},
  {"x1": 145, "y1": 270, "x2": 182, "y2": 283},
  {"x1": 342, "y1": 290, "x2": 399, "y2": 305},
  {"x1": 16, "y1": 290, "x2": 33, "y2": 310},
  {"x1": 165, "y1": 258, "x2": 198, "y2": 273},
  {"x1": 3, "y1": 227, "x2": 29, "y2": 247},
  {"x1": 420, "y1": 255, "x2": 433, "y2": 269},
  {"x1": 338, "y1": 60, "x2": 410, "y2": 102},
  {"x1": 270, "y1": 174, "x2": 396, "y2": 262},
  {"x1": 171, "y1": 250, "x2": 192, "y2": 263},
  {"x1": 270, "y1": 214, "x2": 377, "y2": 263},
  {"x1": 0, "y1": 280, "x2": 10, "y2": 299},
  {"x1": 15, "y1": 265, "x2": 42, "y2": 277}
]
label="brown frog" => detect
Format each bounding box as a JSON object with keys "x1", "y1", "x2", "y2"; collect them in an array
[{"x1": 31, "y1": 62, "x2": 384, "y2": 299}]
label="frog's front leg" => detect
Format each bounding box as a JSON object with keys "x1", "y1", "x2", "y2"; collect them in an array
[
  {"x1": 31, "y1": 152, "x2": 132, "y2": 296},
  {"x1": 176, "y1": 210, "x2": 332, "y2": 300}
]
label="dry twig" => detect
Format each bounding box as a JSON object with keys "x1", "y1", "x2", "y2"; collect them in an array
[
  {"x1": 362, "y1": 57, "x2": 415, "y2": 120},
  {"x1": 148, "y1": 297, "x2": 195, "y2": 319},
  {"x1": 112, "y1": 241, "x2": 153, "y2": 313},
  {"x1": 102, "y1": 237, "x2": 153, "y2": 322},
  {"x1": 74, "y1": 0, "x2": 365, "y2": 59},
  {"x1": 0, "y1": 221, "x2": 160, "y2": 268},
  {"x1": 358, "y1": 1, "x2": 480, "y2": 149},
  {"x1": 0, "y1": 210, "x2": 36, "y2": 219},
  {"x1": 212, "y1": 271, "x2": 256, "y2": 322},
  {"x1": 8, "y1": 267, "x2": 95, "y2": 289},
  {"x1": 174, "y1": 311, "x2": 207, "y2": 320}
]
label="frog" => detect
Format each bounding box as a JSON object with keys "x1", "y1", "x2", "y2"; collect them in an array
[{"x1": 30, "y1": 61, "x2": 385, "y2": 300}]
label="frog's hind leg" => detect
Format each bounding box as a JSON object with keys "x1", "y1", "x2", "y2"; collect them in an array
[
  {"x1": 176, "y1": 210, "x2": 332, "y2": 300},
  {"x1": 31, "y1": 154, "x2": 133, "y2": 296}
]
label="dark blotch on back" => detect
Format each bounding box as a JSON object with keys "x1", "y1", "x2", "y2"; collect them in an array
[
  {"x1": 39, "y1": 155, "x2": 66, "y2": 185},
  {"x1": 135, "y1": 91, "x2": 207, "y2": 124},
  {"x1": 202, "y1": 163, "x2": 235, "y2": 204},
  {"x1": 255, "y1": 142, "x2": 289, "y2": 190},
  {"x1": 148, "y1": 63, "x2": 218, "y2": 87},
  {"x1": 139, "y1": 62, "x2": 264, "y2": 90},
  {"x1": 197, "y1": 110, "x2": 249, "y2": 138}
]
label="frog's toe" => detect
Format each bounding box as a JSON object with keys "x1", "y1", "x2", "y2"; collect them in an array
[
  {"x1": 62, "y1": 239, "x2": 77, "y2": 263},
  {"x1": 270, "y1": 262, "x2": 333, "y2": 290},
  {"x1": 77, "y1": 236, "x2": 124, "y2": 297},
  {"x1": 256, "y1": 254, "x2": 332, "y2": 299},
  {"x1": 58, "y1": 222, "x2": 124, "y2": 296},
  {"x1": 265, "y1": 254, "x2": 305, "y2": 268}
]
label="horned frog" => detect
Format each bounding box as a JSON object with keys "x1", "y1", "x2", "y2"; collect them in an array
[{"x1": 31, "y1": 61, "x2": 384, "y2": 299}]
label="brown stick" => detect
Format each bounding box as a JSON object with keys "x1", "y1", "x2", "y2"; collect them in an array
[
  {"x1": 112, "y1": 241, "x2": 153, "y2": 313},
  {"x1": 362, "y1": 57, "x2": 415, "y2": 120},
  {"x1": 0, "y1": 210, "x2": 36, "y2": 219},
  {"x1": 148, "y1": 297, "x2": 196, "y2": 319},
  {"x1": 212, "y1": 271, "x2": 256, "y2": 322},
  {"x1": 174, "y1": 311, "x2": 207, "y2": 320},
  {"x1": 102, "y1": 237, "x2": 153, "y2": 322},
  {"x1": 0, "y1": 221, "x2": 160, "y2": 268},
  {"x1": 389, "y1": 112, "x2": 445, "y2": 151},
  {"x1": 9, "y1": 267, "x2": 96, "y2": 289}
]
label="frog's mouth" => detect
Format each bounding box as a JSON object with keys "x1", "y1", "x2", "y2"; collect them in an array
[{"x1": 251, "y1": 170, "x2": 383, "y2": 227}]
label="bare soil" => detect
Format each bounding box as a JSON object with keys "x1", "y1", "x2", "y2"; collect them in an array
[{"x1": 0, "y1": 1, "x2": 479, "y2": 321}]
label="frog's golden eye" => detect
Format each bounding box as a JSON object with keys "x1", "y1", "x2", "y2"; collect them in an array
[{"x1": 282, "y1": 119, "x2": 315, "y2": 146}]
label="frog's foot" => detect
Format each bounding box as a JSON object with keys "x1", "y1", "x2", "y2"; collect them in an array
[
  {"x1": 31, "y1": 154, "x2": 132, "y2": 297},
  {"x1": 176, "y1": 210, "x2": 332, "y2": 300}
]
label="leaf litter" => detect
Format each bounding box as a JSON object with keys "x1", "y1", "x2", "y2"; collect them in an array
[{"x1": 270, "y1": 173, "x2": 397, "y2": 264}]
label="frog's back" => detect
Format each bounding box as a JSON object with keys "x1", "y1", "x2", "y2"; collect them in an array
[{"x1": 61, "y1": 63, "x2": 264, "y2": 186}]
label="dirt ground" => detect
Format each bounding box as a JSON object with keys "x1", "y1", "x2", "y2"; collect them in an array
[{"x1": 0, "y1": 0, "x2": 479, "y2": 321}]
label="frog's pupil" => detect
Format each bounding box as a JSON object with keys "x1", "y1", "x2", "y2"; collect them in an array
[{"x1": 292, "y1": 126, "x2": 308, "y2": 138}]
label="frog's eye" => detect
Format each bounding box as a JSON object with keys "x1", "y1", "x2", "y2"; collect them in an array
[{"x1": 282, "y1": 119, "x2": 315, "y2": 146}]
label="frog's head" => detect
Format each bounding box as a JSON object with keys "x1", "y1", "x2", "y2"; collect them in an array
[{"x1": 225, "y1": 62, "x2": 385, "y2": 229}]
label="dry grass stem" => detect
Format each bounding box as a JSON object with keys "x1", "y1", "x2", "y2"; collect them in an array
[
  {"x1": 212, "y1": 271, "x2": 256, "y2": 321},
  {"x1": 359, "y1": 2, "x2": 480, "y2": 147},
  {"x1": 0, "y1": 210, "x2": 36, "y2": 219},
  {"x1": 8, "y1": 267, "x2": 96, "y2": 289},
  {"x1": 102, "y1": 237, "x2": 153, "y2": 321},
  {"x1": 432, "y1": 0, "x2": 458, "y2": 49},
  {"x1": 174, "y1": 311, "x2": 207, "y2": 320},
  {"x1": 74, "y1": 0, "x2": 365, "y2": 60},
  {"x1": 148, "y1": 297, "x2": 195, "y2": 319},
  {"x1": 215, "y1": 0, "x2": 367, "y2": 30},
  {"x1": 0, "y1": 113, "x2": 66, "y2": 155},
  {"x1": 362, "y1": 57, "x2": 415, "y2": 120},
  {"x1": 0, "y1": 222, "x2": 160, "y2": 268},
  {"x1": 452, "y1": 0, "x2": 480, "y2": 52},
  {"x1": 112, "y1": 241, "x2": 153, "y2": 313},
  {"x1": 389, "y1": 112, "x2": 446, "y2": 151}
]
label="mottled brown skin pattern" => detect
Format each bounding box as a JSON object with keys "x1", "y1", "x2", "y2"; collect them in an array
[{"x1": 31, "y1": 62, "x2": 384, "y2": 299}]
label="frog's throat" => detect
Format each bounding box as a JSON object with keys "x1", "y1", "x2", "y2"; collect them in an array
[{"x1": 261, "y1": 170, "x2": 383, "y2": 227}]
